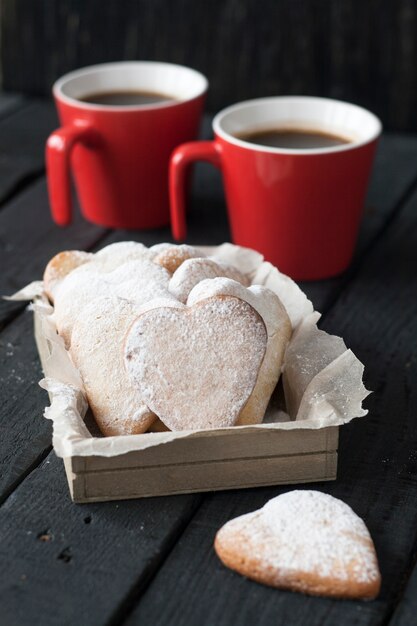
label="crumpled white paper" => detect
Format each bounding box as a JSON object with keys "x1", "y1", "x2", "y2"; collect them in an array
[{"x1": 10, "y1": 243, "x2": 370, "y2": 458}]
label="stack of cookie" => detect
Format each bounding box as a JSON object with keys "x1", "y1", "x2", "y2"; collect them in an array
[{"x1": 43, "y1": 242, "x2": 292, "y2": 436}]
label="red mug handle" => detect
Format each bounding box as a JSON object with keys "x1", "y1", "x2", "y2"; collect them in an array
[
  {"x1": 169, "y1": 141, "x2": 222, "y2": 240},
  {"x1": 46, "y1": 121, "x2": 98, "y2": 226}
]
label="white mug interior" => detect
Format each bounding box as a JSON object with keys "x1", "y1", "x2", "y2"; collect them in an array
[
  {"x1": 213, "y1": 96, "x2": 382, "y2": 154},
  {"x1": 54, "y1": 61, "x2": 208, "y2": 110}
]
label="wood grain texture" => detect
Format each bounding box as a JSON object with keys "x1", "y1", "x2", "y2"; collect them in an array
[
  {"x1": 2, "y1": 0, "x2": 417, "y2": 130},
  {"x1": 76, "y1": 428, "x2": 339, "y2": 472},
  {"x1": 0, "y1": 312, "x2": 52, "y2": 502},
  {"x1": 0, "y1": 92, "x2": 24, "y2": 118},
  {"x1": 67, "y1": 453, "x2": 337, "y2": 503},
  {"x1": 122, "y1": 172, "x2": 417, "y2": 625},
  {"x1": 388, "y1": 564, "x2": 417, "y2": 625},
  {"x1": 0, "y1": 179, "x2": 106, "y2": 327},
  {"x1": 0, "y1": 453, "x2": 202, "y2": 626},
  {"x1": 0, "y1": 100, "x2": 58, "y2": 205}
]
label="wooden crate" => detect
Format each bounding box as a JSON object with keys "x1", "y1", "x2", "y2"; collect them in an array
[
  {"x1": 34, "y1": 310, "x2": 338, "y2": 503},
  {"x1": 63, "y1": 427, "x2": 338, "y2": 502}
]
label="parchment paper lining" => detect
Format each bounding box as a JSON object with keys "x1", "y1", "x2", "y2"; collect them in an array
[{"x1": 10, "y1": 243, "x2": 370, "y2": 458}]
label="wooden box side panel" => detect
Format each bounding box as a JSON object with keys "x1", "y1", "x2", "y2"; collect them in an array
[
  {"x1": 81, "y1": 426, "x2": 339, "y2": 472},
  {"x1": 67, "y1": 451, "x2": 338, "y2": 503},
  {"x1": 63, "y1": 457, "x2": 86, "y2": 502}
]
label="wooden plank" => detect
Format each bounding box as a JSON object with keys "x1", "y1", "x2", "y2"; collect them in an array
[
  {"x1": 0, "y1": 92, "x2": 24, "y2": 118},
  {"x1": 0, "y1": 178, "x2": 106, "y2": 327},
  {"x1": 80, "y1": 427, "x2": 339, "y2": 472},
  {"x1": 0, "y1": 311, "x2": 52, "y2": 502},
  {"x1": 121, "y1": 170, "x2": 417, "y2": 624},
  {"x1": 76, "y1": 452, "x2": 337, "y2": 503},
  {"x1": 0, "y1": 99, "x2": 57, "y2": 163},
  {"x1": 0, "y1": 453, "x2": 202, "y2": 626},
  {"x1": 388, "y1": 565, "x2": 417, "y2": 625},
  {"x1": 0, "y1": 99, "x2": 58, "y2": 205},
  {"x1": 2, "y1": 1, "x2": 417, "y2": 132}
]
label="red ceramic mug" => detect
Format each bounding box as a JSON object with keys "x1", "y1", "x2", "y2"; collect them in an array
[
  {"x1": 169, "y1": 96, "x2": 382, "y2": 280},
  {"x1": 47, "y1": 61, "x2": 207, "y2": 229}
]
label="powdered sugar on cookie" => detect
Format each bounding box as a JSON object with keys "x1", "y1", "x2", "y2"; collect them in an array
[
  {"x1": 188, "y1": 278, "x2": 292, "y2": 425},
  {"x1": 70, "y1": 296, "x2": 155, "y2": 436},
  {"x1": 153, "y1": 244, "x2": 201, "y2": 274},
  {"x1": 215, "y1": 490, "x2": 381, "y2": 599},
  {"x1": 53, "y1": 258, "x2": 173, "y2": 347},
  {"x1": 169, "y1": 257, "x2": 250, "y2": 303},
  {"x1": 124, "y1": 296, "x2": 268, "y2": 430},
  {"x1": 43, "y1": 250, "x2": 93, "y2": 301}
]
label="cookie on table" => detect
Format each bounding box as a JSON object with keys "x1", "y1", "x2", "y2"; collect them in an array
[
  {"x1": 70, "y1": 296, "x2": 156, "y2": 436},
  {"x1": 214, "y1": 490, "x2": 381, "y2": 600}
]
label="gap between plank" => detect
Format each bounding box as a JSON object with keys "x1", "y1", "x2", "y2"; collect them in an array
[
  {"x1": 0, "y1": 227, "x2": 113, "y2": 333},
  {"x1": 105, "y1": 495, "x2": 204, "y2": 626},
  {"x1": 0, "y1": 167, "x2": 45, "y2": 211},
  {"x1": 0, "y1": 95, "x2": 27, "y2": 124},
  {"x1": 0, "y1": 445, "x2": 52, "y2": 507},
  {"x1": 382, "y1": 536, "x2": 417, "y2": 625},
  {"x1": 0, "y1": 98, "x2": 45, "y2": 213}
]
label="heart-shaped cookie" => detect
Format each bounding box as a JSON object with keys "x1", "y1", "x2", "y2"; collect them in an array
[
  {"x1": 43, "y1": 242, "x2": 150, "y2": 302},
  {"x1": 153, "y1": 244, "x2": 201, "y2": 274},
  {"x1": 53, "y1": 258, "x2": 173, "y2": 347},
  {"x1": 70, "y1": 296, "x2": 156, "y2": 436},
  {"x1": 124, "y1": 295, "x2": 267, "y2": 430},
  {"x1": 43, "y1": 250, "x2": 93, "y2": 301},
  {"x1": 188, "y1": 278, "x2": 292, "y2": 425},
  {"x1": 214, "y1": 490, "x2": 381, "y2": 600},
  {"x1": 169, "y1": 257, "x2": 250, "y2": 303}
]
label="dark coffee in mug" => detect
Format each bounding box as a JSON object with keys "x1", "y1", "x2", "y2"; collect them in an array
[
  {"x1": 79, "y1": 90, "x2": 176, "y2": 106},
  {"x1": 236, "y1": 127, "x2": 352, "y2": 149}
]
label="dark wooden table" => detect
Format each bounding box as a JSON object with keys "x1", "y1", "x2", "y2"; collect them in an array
[{"x1": 0, "y1": 94, "x2": 416, "y2": 626}]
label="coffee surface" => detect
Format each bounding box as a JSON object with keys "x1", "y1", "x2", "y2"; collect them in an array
[
  {"x1": 79, "y1": 90, "x2": 176, "y2": 106},
  {"x1": 237, "y1": 127, "x2": 352, "y2": 149}
]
